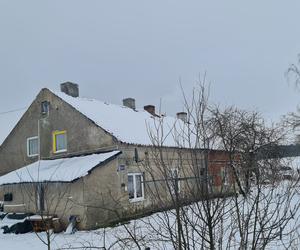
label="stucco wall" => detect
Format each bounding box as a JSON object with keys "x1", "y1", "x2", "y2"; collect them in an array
[
  {"x1": 81, "y1": 145, "x2": 217, "y2": 229},
  {"x1": 0, "y1": 180, "x2": 87, "y2": 229},
  {"x1": 0, "y1": 88, "x2": 116, "y2": 176},
  {"x1": 0, "y1": 146, "x2": 233, "y2": 230},
  {"x1": 0, "y1": 86, "x2": 233, "y2": 229}
]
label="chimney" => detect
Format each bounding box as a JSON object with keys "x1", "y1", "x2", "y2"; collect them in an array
[
  {"x1": 60, "y1": 82, "x2": 79, "y2": 98},
  {"x1": 177, "y1": 112, "x2": 187, "y2": 122},
  {"x1": 144, "y1": 105, "x2": 156, "y2": 116},
  {"x1": 123, "y1": 98, "x2": 136, "y2": 110}
]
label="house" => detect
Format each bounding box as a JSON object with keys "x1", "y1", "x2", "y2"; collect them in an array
[{"x1": 0, "y1": 82, "x2": 233, "y2": 230}]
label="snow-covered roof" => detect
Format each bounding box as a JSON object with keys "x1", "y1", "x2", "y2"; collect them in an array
[
  {"x1": 0, "y1": 151, "x2": 121, "y2": 185},
  {"x1": 53, "y1": 90, "x2": 185, "y2": 147},
  {"x1": 0, "y1": 108, "x2": 26, "y2": 146}
]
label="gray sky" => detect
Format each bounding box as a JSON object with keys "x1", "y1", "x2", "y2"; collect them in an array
[{"x1": 0, "y1": 1, "x2": 300, "y2": 122}]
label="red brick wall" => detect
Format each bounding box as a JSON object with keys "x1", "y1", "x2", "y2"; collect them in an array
[{"x1": 208, "y1": 151, "x2": 232, "y2": 187}]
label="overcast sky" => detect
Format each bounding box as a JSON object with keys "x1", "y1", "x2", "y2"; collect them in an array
[{"x1": 0, "y1": 1, "x2": 300, "y2": 122}]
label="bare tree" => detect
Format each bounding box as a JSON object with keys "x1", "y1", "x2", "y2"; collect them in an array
[
  {"x1": 0, "y1": 145, "x2": 76, "y2": 250},
  {"x1": 137, "y1": 80, "x2": 300, "y2": 249},
  {"x1": 210, "y1": 105, "x2": 300, "y2": 249},
  {"x1": 59, "y1": 81, "x2": 300, "y2": 250},
  {"x1": 133, "y1": 79, "x2": 234, "y2": 249},
  {"x1": 287, "y1": 54, "x2": 300, "y2": 89},
  {"x1": 19, "y1": 180, "x2": 72, "y2": 250},
  {"x1": 285, "y1": 54, "x2": 300, "y2": 131}
]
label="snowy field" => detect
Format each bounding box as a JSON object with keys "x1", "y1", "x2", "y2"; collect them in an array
[
  {"x1": 1, "y1": 217, "x2": 300, "y2": 250},
  {"x1": 0, "y1": 216, "x2": 300, "y2": 250},
  {"x1": 2, "y1": 196, "x2": 300, "y2": 250},
  {"x1": 2, "y1": 176, "x2": 300, "y2": 249},
  {"x1": 0, "y1": 214, "x2": 164, "y2": 250}
]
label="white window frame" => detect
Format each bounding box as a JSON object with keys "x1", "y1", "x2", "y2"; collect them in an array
[
  {"x1": 128, "y1": 173, "x2": 144, "y2": 202},
  {"x1": 27, "y1": 136, "x2": 39, "y2": 157}
]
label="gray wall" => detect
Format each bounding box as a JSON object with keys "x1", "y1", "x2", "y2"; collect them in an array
[
  {"x1": 0, "y1": 88, "x2": 116, "y2": 175},
  {"x1": 0, "y1": 180, "x2": 86, "y2": 229},
  {"x1": 0, "y1": 146, "x2": 231, "y2": 230}
]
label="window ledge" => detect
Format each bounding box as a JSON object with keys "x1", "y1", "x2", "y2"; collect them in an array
[
  {"x1": 54, "y1": 149, "x2": 67, "y2": 154},
  {"x1": 129, "y1": 197, "x2": 145, "y2": 203},
  {"x1": 27, "y1": 154, "x2": 39, "y2": 158}
]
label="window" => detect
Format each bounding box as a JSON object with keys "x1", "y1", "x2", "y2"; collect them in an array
[
  {"x1": 36, "y1": 184, "x2": 45, "y2": 212},
  {"x1": 128, "y1": 173, "x2": 144, "y2": 202},
  {"x1": 53, "y1": 130, "x2": 67, "y2": 153},
  {"x1": 27, "y1": 136, "x2": 39, "y2": 157},
  {"x1": 117, "y1": 165, "x2": 126, "y2": 172},
  {"x1": 4, "y1": 193, "x2": 13, "y2": 202},
  {"x1": 169, "y1": 168, "x2": 180, "y2": 195},
  {"x1": 221, "y1": 167, "x2": 229, "y2": 186},
  {"x1": 41, "y1": 101, "x2": 49, "y2": 114}
]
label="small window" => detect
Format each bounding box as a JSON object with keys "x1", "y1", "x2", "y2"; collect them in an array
[
  {"x1": 200, "y1": 167, "x2": 205, "y2": 176},
  {"x1": 53, "y1": 130, "x2": 67, "y2": 153},
  {"x1": 27, "y1": 136, "x2": 39, "y2": 157},
  {"x1": 118, "y1": 165, "x2": 126, "y2": 172},
  {"x1": 134, "y1": 148, "x2": 139, "y2": 163},
  {"x1": 4, "y1": 193, "x2": 13, "y2": 202},
  {"x1": 36, "y1": 184, "x2": 45, "y2": 212},
  {"x1": 128, "y1": 173, "x2": 144, "y2": 202},
  {"x1": 221, "y1": 167, "x2": 229, "y2": 186},
  {"x1": 169, "y1": 168, "x2": 180, "y2": 195},
  {"x1": 41, "y1": 101, "x2": 49, "y2": 114}
]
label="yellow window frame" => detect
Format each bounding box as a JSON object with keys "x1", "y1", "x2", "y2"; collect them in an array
[{"x1": 52, "y1": 130, "x2": 67, "y2": 153}]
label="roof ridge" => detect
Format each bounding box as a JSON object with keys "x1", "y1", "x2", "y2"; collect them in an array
[
  {"x1": 51, "y1": 89, "x2": 145, "y2": 112},
  {"x1": 49, "y1": 89, "x2": 183, "y2": 147}
]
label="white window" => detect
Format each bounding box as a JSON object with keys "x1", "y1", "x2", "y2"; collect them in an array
[
  {"x1": 169, "y1": 168, "x2": 180, "y2": 195},
  {"x1": 128, "y1": 173, "x2": 144, "y2": 202},
  {"x1": 27, "y1": 136, "x2": 39, "y2": 157}
]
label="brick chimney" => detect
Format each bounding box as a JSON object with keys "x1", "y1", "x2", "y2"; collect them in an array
[
  {"x1": 60, "y1": 82, "x2": 79, "y2": 97},
  {"x1": 177, "y1": 112, "x2": 187, "y2": 122},
  {"x1": 144, "y1": 105, "x2": 156, "y2": 116},
  {"x1": 123, "y1": 98, "x2": 136, "y2": 110}
]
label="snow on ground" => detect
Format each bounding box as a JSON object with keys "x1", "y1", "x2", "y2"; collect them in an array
[
  {"x1": 1, "y1": 210, "x2": 299, "y2": 250},
  {"x1": 0, "y1": 227, "x2": 105, "y2": 250},
  {"x1": 0, "y1": 151, "x2": 120, "y2": 184},
  {"x1": 0, "y1": 215, "x2": 158, "y2": 250},
  {"x1": 1, "y1": 181, "x2": 300, "y2": 249}
]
